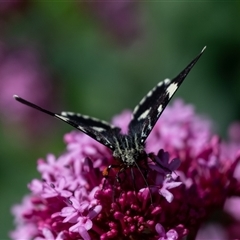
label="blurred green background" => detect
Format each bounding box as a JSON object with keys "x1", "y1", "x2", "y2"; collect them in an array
[{"x1": 0, "y1": 1, "x2": 240, "y2": 239}]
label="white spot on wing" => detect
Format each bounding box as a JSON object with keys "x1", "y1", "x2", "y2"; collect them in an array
[
  {"x1": 78, "y1": 126, "x2": 87, "y2": 133},
  {"x1": 60, "y1": 112, "x2": 116, "y2": 129},
  {"x1": 157, "y1": 104, "x2": 163, "y2": 114},
  {"x1": 132, "y1": 78, "x2": 170, "y2": 119},
  {"x1": 61, "y1": 111, "x2": 75, "y2": 116},
  {"x1": 132, "y1": 85, "x2": 156, "y2": 117},
  {"x1": 56, "y1": 115, "x2": 70, "y2": 122},
  {"x1": 163, "y1": 78, "x2": 171, "y2": 85},
  {"x1": 166, "y1": 83, "x2": 178, "y2": 99},
  {"x1": 201, "y1": 46, "x2": 207, "y2": 53},
  {"x1": 137, "y1": 108, "x2": 151, "y2": 121},
  {"x1": 146, "y1": 90, "x2": 153, "y2": 98},
  {"x1": 92, "y1": 126, "x2": 106, "y2": 132}
]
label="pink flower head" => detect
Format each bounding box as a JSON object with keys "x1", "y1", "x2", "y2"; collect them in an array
[
  {"x1": 10, "y1": 100, "x2": 240, "y2": 239},
  {"x1": 79, "y1": 0, "x2": 142, "y2": 45},
  {"x1": 0, "y1": 43, "x2": 57, "y2": 136}
]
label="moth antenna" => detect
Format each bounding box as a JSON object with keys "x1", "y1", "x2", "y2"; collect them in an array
[
  {"x1": 13, "y1": 95, "x2": 55, "y2": 117},
  {"x1": 130, "y1": 167, "x2": 137, "y2": 191},
  {"x1": 134, "y1": 161, "x2": 153, "y2": 204}
]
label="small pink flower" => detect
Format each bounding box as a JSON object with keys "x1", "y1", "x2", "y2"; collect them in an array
[
  {"x1": 155, "y1": 223, "x2": 178, "y2": 240},
  {"x1": 158, "y1": 178, "x2": 182, "y2": 203}
]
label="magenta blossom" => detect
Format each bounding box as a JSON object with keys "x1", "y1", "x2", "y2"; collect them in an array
[
  {"x1": 10, "y1": 100, "x2": 240, "y2": 239},
  {"x1": 0, "y1": 43, "x2": 57, "y2": 136},
  {"x1": 79, "y1": 0, "x2": 142, "y2": 45}
]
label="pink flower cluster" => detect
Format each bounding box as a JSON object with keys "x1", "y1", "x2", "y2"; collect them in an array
[
  {"x1": 0, "y1": 43, "x2": 56, "y2": 136},
  {"x1": 10, "y1": 100, "x2": 240, "y2": 239},
  {"x1": 81, "y1": 1, "x2": 141, "y2": 45}
]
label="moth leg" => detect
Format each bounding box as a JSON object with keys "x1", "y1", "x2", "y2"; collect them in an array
[
  {"x1": 141, "y1": 157, "x2": 150, "y2": 179},
  {"x1": 134, "y1": 159, "x2": 153, "y2": 205},
  {"x1": 113, "y1": 167, "x2": 129, "y2": 202},
  {"x1": 115, "y1": 167, "x2": 127, "y2": 184},
  {"x1": 102, "y1": 164, "x2": 120, "y2": 190},
  {"x1": 130, "y1": 167, "x2": 138, "y2": 194}
]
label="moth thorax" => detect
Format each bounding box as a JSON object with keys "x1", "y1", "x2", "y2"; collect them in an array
[{"x1": 113, "y1": 145, "x2": 146, "y2": 166}]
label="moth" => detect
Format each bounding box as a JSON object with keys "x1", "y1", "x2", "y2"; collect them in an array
[{"x1": 14, "y1": 47, "x2": 205, "y2": 191}]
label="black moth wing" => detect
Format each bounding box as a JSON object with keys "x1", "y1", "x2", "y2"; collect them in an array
[
  {"x1": 13, "y1": 95, "x2": 121, "y2": 150},
  {"x1": 128, "y1": 47, "x2": 206, "y2": 144},
  {"x1": 56, "y1": 111, "x2": 121, "y2": 150}
]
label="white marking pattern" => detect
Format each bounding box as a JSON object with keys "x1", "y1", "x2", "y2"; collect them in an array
[
  {"x1": 137, "y1": 108, "x2": 151, "y2": 121},
  {"x1": 166, "y1": 83, "x2": 178, "y2": 99}
]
